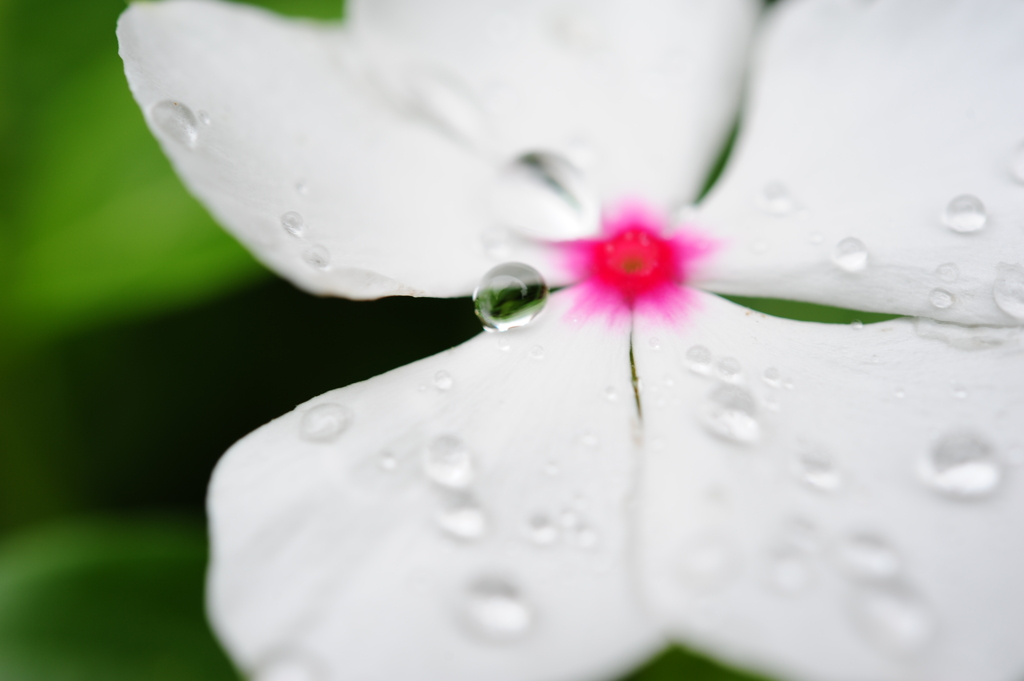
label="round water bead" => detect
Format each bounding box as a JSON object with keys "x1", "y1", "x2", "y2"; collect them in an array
[
  {"x1": 473, "y1": 263, "x2": 549, "y2": 332},
  {"x1": 919, "y1": 430, "x2": 1003, "y2": 500}
]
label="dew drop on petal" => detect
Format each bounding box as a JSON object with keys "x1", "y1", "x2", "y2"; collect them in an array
[
  {"x1": 676, "y1": 534, "x2": 740, "y2": 592},
  {"x1": 492, "y1": 151, "x2": 599, "y2": 240},
  {"x1": 993, "y1": 262, "x2": 1024, "y2": 320},
  {"x1": 715, "y1": 357, "x2": 743, "y2": 383},
  {"x1": 758, "y1": 182, "x2": 796, "y2": 216},
  {"x1": 833, "y1": 534, "x2": 902, "y2": 582},
  {"x1": 649, "y1": 337, "x2": 661, "y2": 351},
  {"x1": 525, "y1": 513, "x2": 560, "y2": 546},
  {"x1": 685, "y1": 345, "x2": 713, "y2": 375},
  {"x1": 529, "y1": 345, "x2": 545, "y2": 360},
  {"x1": 496, "y1": 336, "x2": 512, "y2": 352},
  {"x1": 302, "y1": 245, "x2": 330, "y2": 271},
  {"x1": 462, "y1": 577, "x2": 534, "y2": 642},
  {"x1": 832, "y1": 238, "x2": 868, "y2": 273},
  {"x1": 941, "y1": 194, "x2": 987, "y2": 233},
  {"x1": 197, "y1": 110, "x2": 211, "y2": 126},
  {"x1": 569, "y1": 523, "x2": 600, "y2": 550},
  {"x1": 437, "y1": 496, "x2": 488, "y2": 541},
  {"x1": 1011, "y1": 142, "x2": 1024, "y2": 184},
  {"x1": 433, "y1": 370, "x2": 454, "y2": 391},
  {"x1": 299, "y1": 403, "x2": 352, "y2": 442},
  {"x1": 700, "y1": 385, "x2": 760, "y2": 444},
  {"x1": 473, "y1": 263, "x2": 549, "y2": 332},
  {"x1": 295, "y1": 180, "x2": 310, "y2": 196},
  {"x1": 919, "y1": 430, "x2": 1002, "y2": 499},
  {"x1": 929, "y1": 288, "x2": 955, "y2": 309},
  {"x1": 150, "y1": 100, "x2": 199, "y2": 149},
  {"x1": 762, "y1": 367, "x2": 782, "y2": 388},
  {"x1": 850, "y1": 320, "x2": 864, "y2": 330},
  {"x1": 951, "y1": 382, "x2": 968, "y2": 400},
  {"x1": 604, "y1": 386, "x2": 618, "y2": 402},
  {"x1": 849, "y1": 584, "x2": 934, "y2": 656},
  {"x1": 894, "y1": 387, "x2": 906, "y2": 399},
  {"x1": 280, "y1": 211, "x2": 304, "y2": 237},
  {"x1": 423, "y1": 435, "x2": 475, "y2": 489},
  {"x1": 808, "y1": 231, "x2": 824, "y2": 245},
  {"x1": 794, "y1": 448, "x2": 843, "y2": 492},
  {"x1": 935, "y1": 262, "x2": 959, "y2": 283}
]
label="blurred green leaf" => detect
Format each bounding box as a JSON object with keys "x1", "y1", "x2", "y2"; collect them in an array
[
  {"x1": 724, "y1": 296, "x2": 901, "y2": 325},
  {"x1": 0, "y1": 517, "x2": 240, "y2": 681},
  {"x1": 625, "y1": 645, "x2": 776, "y2": 681}
]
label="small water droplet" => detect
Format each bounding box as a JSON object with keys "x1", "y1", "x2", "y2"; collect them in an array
[
  {"x1": 715, "y1": 357, "x2": 743, "y2": 383},
  {"x1": 604, "y1": 386, "x2": 618, "y2": 402},
  {"x1": 1010, "y1": 142, "x2": 1024, "y2": 183},
  {"x1": 951, "y1": 382, "x2": 968, "y2": 399},
  {"x1": 942, "y1": 194, "x2": 987, "y2": 233},
  {"x1": 794, "y1": 448, "x2": 843, "y2": 492},
  {"x1": 686, "y1": 345, "x2": 713, "y2": 375},
  {"x1": 543, "y1": 460, "x2": 560, "y2": 476},
  {"x1": 850, "y1": 320, "x2": 864, "y2": 330},
  {"x1": 758, "y1": 182, "x2": 796, "y2": 216},
  {"x1": 919, "y1": 430, "x2": 1002, "y2": 499},
  {"x1": 676, "y1": 534, "x2": 740, "y2": 592},
  {"x1": 437, "y1": 495, "x2": 488, "y2": 541},
  {"x1": 481, "y1": 227, "x2": 511, "y2": 260},
  {"x1": 766, "y1": 546, "x2": 812, "y2": 595},
  {"x1": 280, "y1": 211, "x2": 304, "y2": 237},
  {"x1": 473, "y1": 263, "x2": 549, "y2": 332},
  {"x1": 433, "y1": 370, "x2": 454, "y2": 391},
  {"x1": 299, "y1": 403, "x2": 352, "y2": 442},
  {"x1": 550, "y1": 10, "x2": 606, "y2": 50},
  {"x1": 150, "y1": 100, "x2": 199, "y2": 148},
  {"x1": 529, "y1": 345, "x2": 545, "y2": 360},
  {"x1": 994, "y1": 262, "x2": 1024, "y2": 320},
  {"x1": 295, "y1": 180, "x2": 309, "y2": 196},
  {"x1": 833, "y1": 238, "x2": 868, "y2": 272},
  {"x1": 782, "y1": 379, "x2": 795, "y2": 390},
  {"x1": 492, "y1": 151, "x2": 598, "y2": 240},
  {"x1": 379, "y1": 451, "x2": 398, "y2": 471},
  {"x1": 834, "y1": 534, "x2": 902, "y2": 582},
  {"x1": 302, "y1": 245, "x2": 330, "y2": 271},
  {"x1": 462, "y1": 577, "x2": 534, "y2": 642},
  {"x1": 936, "y1": 262, "x2": 959, "y2": 283},
  {"x1": 850, "y1": 584, "x2": 934, "y2": 656},
  {"x1": 929, "y1": 288, "x2": 955, "y2": 309},
  {"x1": 649, "y1": 337, "x2": 661, "y2": 350},
  {"x1": 496, "y1": 336, "x2": 512, "y2": 352},
  {"x1": 197, "y1": 110, "x2": 211, "y2": 125},
  {"x1": 809, "y1": 231, "x2": 824, "y2": 245},
  {"x1": 700, "y1": 385, "x2": 760, "y2": 444},
  {"x1": 569, "y1": 524, "x2": 600, "y2": 550},
  {"x1": 423, "y1": 435, "x2": 475, "y2": 489},
  {"x1": 525, "y1": 513, "x2": 559, "y2": 546},
  {"x1": 762, "y1": 367, "x2": 782, "y2": 388},
  {"x1": 894, "y1": 387, "x2": 906, "y2": 399}
]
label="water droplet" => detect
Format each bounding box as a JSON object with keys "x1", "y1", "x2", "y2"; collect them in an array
[
  {"x1": 850, "y1": 320, "x2": 864, "y2": 330},
  {"x1": 529, "y1": 345, "x2": 545, "y2": 360},
  {"x1": 604, "y1": 386, "x2": 618, "y2": 402},
  {"x1": 993, "y1": 262, "x2": 1024, "y2": 320},
  {"x1": 936, "y1": 262, "x2": 959, "y2": 283},
  {"x1": 794, "y1": 448, "x2": 843, "y2": 492},
  {"x1": 929, "y1": 288, "x2": 955, "y2": 309},
  {"x1": 809, "y1": 231, "x2": 824, "y2": 245},
  {"x1": 543, "y1": 460, "x2": 560, "y2": 476},
  {"x1": 766, "y1": 546, "x2": 812, "y2": 595},
  {"x1": 302, "y1": 245, "x2": 330, "y2": 271},
  {"x1": 280, "y1": 211, "x2": 304, "y2": 237},
  {"x1": 919, "y1": 430, "x2": 1002, "y2": 500},
  {"x1": 951, "y1": 382, "x2": 968, "y2": 399},
  {"x1": 495, "y1": 336, "x2": 512, "y2": 352},
  {"x1": 150, "y1": 100, "x2": 199, "y2": 149},
  {"x1": 649, "y1": 337, "x2": 661, "y2": 350},
  {"x1": 492, "y1": 151, "x2": 598, "y2": 240},
  {"x1": 462, "y1": 577, "x2": 534, "y2": 642},
  {"x1": 700, "y1": 385, "x2": 760, "y2": 444},
  {"x1": 473, "y1": 263, "x2": 549, "y2": 332},
  {"x1": 850, "y1": 584, "x2": 934, "y2": 656},
  {"x1": 715, "y1": 357, "x2": 742, "y2": 383},
  {"x1": 406, "y1": 71, "x2": 487, "y2": 145},
  {"x1": 942, "y1": 194, "x2": 987, "y2": 233},
  {"x1": 914, "y1": 317, "x2": 1020, "y2": 351},
  {"x1": 686, "y1": 345, "x2": 713, "y2": 375},
  {"x1": 295, "y1": 180, "x2": 309, "y2": 196},
  {"x1": 833, "y1": 238, "x2": 868, "y2": 273},
  {"x1": 197, "y1": 110, "x2": 211, "y2": 125},
  {"x1": 1010, "y1": 142, "x2": 1024, "y2": 183},
  {"x1": 379, "y1": 451, "x2": 398, "y2": 471},
  {"x1": 758, "y1": 182, "x2": 796, "y2": 216},
  {"x1": 437, "y1": 495, "x2": 488, "y2": 541},
  {"x1": 433, "y1": 370, "x2": 454, "y2": 391},
  {"x1": 423, "y1": 435, "x2": 475, "y2": 489},
  {"x1": 525, "y1": 513, "x2": 559, "y2": 546},
  {"x1": 676, "y1": 534, "x2": 740, "y2": 592},
  {"x1": 762, "y1": 367, "x2": 782, "y2": 388},
  {"x1": 299, "y1": 403, "x2": 352, "y2": 442},
  {"x1": 894, "y1": 387, "x2": 906, "y2": 399},
  {"x1": 569, "y1": 524, "x2": 600, "y2": 550},
  {"x1": 834, "y1": 534, "x2": 901, "y2": 582},
  {"x1": 550, "y1": 10, "x2": 606, "y2": 50}
]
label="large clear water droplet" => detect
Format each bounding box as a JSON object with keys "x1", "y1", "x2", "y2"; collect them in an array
[
  {"x1": 929, "y1": 288, "x2": 955, "y2": 309},
  {"x1": 150, "y1": 100, "x2": 199, "y2": 149},
  {"x1": 686, "y1": 345, "x2": 713, "y2": 375},
  {"x1": 833, "y1": 534, "x2": 902, "y2": 582},
  {"x1": 492, "y1": 151, "x2": 599, "y2": 240},
  {"x1": 423, "y1": 435, "x2": 475, "y2": 489},
  {"x1": 942, "y1": 194, "x2": 987, "y2": 233},
  {"x1": 302, "y1": 245, "x2": 330, "y2": 271},
  {"x1": 473, "y1": 263, "x2": 548, "y2": 332},
  {"x1": 993, "y1": 262, "x2": 1024, "y2": 320},
  {"x1": 281, "y1": 211, "x2": 304, "y2": 237},
  {"x1": 850, "y1": 585, "x2": 934, "y2": 656},
  {"x1": 700, "y1": 385, "x2": 760, "y2": 444},
  {"x1": 437, "y1": 495, "x2": 488, "y2": 541},
  {"x1": 919, "y1": 430, "x2": 1002, "y2": 499},
  {"x1": 832, "y1": 237, "x2": 868, "y2": 273},
  {"x1": 300, "y1": 403, "x2": 352, "y2": 442},
  {"x1": 462, "y1": 577, "x2": 534, "y2": 642},
  {"x1": 794, "y1": 448, "x2": 843, "y2": 492}
]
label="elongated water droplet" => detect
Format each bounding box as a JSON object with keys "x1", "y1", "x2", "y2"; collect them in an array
[
  {"x1": 833, "y1": 237, "x2": 868, "y2": 273},
  {"x1": 281, "y1": 211, "x2": 304, "y2": 237},
  {"x1": 686, "y1": 345, "x2": 713, "y2": 375},
  {"x1": 794, "y1": 448, "x2": 843, "y2": 492},
  {"x1": 919, "y1": 430, "x2": 1002, "y2": 499},
  {"x1": 492, "y1": 151, "x2": 598, "y2": 240},
  {"x1": 929, "y1": 288, "x2": 954, "y2": 309},
  {"x1": 300, "y1": 403, "x2": 352, "y2": 442},
  {"x1": 406, "y1": 71, "x2": 487, "y2": 145},
  {"x1": 850, "y1": 585, "x2": 934, "y2": 656},
  {"x1": 462, "y1": 578, "x2": 534, "y2": 642},
  {"x1": 437, "y1": 495, "x2": 488, "y2": 541},
  {"x1": 434, "y1": 370, "x2": 454, "y2": 391},
  {"x1": 197, "y1": 110, "x2": 211, "y2": 126},
  {"x1": 700, "y1": 385, "x2": 760, "y2": 444},
  {"x1": 993, "y1": 262, "x2": 1024, "y2": 320},
  {"x1": 935, "y1": 262, "x2": 959, "y2": 283},
  {"x1": 423, "y1": 435, "x2": 475, "y2": 489},
  {"x1": 302, "y1": 245, "x2": 330, "y2": 271},
  {"x1": 834, "y1": 534, "x2": 902, "y2": 582},
  {"x1": 473, "y1": 263, "x2": 548, "y2": 332},
  {"x1": 942, "y1": 194, "x2": 986, "y2": 233},
  {"x1": 151, "y1": 100, "x2": 199, "y2": 149}
]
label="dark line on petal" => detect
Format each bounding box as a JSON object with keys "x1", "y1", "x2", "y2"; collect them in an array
[{"x1": 628, "y1": 327, "x2": 643, "y2": 422}]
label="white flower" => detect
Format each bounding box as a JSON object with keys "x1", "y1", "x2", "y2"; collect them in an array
[{"x1": 117, "y1": 1, "x2": 1024, "y2": 680}]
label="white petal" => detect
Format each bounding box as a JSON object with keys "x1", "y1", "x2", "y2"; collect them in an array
[
  {"x1": 118, "y1": 0, "x2": 534, "y2": 299},
  {"x1": 697, "y1": 0, "x2": 1024, "y2": 326},
  {"x1": 207, "y1": 291, "x2": 660, "y2": 681},
  {"x1": 347, "y1": 0, "x2": 759, "y2": 207},
  {"x1": 633, "y1": 292, "x2": 1024, "y2": 681}
]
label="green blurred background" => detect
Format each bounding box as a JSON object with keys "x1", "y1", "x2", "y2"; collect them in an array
[{"x1": 0, "y1": 0, "x2": 889, "y2": 678}]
